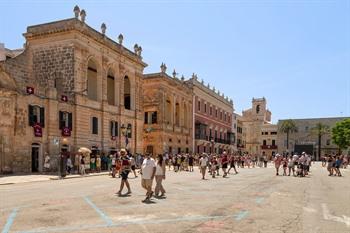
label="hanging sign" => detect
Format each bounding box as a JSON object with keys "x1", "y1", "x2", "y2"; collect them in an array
[
  {"x1": 33, "y1": 123, "x2": 42, "y2": 137},
  {"x1": 62, "y1": 127, "x2": 71, "y2": 137}
]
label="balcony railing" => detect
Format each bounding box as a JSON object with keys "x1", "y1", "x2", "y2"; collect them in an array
[{"x1": 195, "y1": 135, "x2": 232, "y2": 145}]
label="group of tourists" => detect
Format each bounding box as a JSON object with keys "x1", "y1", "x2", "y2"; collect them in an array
[
  {"x1": 112, "y1": 149, "x2": 166, "y2": 202},
  {"x1": 322, "y1": 154, "x2": 349, "y2": 177},
  {"x1": 273, "y1": 152, "x2": 312, "y2": 177}
]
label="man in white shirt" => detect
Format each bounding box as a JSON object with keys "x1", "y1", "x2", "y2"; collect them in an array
[
  {"x1": 199, "y1": 153, "x2": 209, "y2": 180},
  {"x1": 141, "y1": 153, "x2": 156, "y2": 202}
]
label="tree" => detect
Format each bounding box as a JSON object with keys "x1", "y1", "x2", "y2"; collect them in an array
[
  {"x1": 332, "y1": 118, "x2": 350, "y2": 153},
  {"x1": 311, "y1": 123, "x2": 330, "y2": 161},
  {"x1": 279, "y1": 120, "x2": 298, "y2": 151}
]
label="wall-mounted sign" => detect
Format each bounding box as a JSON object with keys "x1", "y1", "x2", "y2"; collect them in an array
[
  {"x1": 61, "y1": 95, "x2": 68, "y2": 102},
  {"x1": 33, "y1": 123, "x2": 42, "y2": 137},
  {"x1": 62, "y1": 127, "x2": 71, "y2": 137},
  {"x1": 26, "y1": 86, "x2": 34, "y2": 95}
]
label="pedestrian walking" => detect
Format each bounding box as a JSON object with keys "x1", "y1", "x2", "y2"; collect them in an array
[
  {"x1": 228, "y1": 154, "x2": 238, "y2": 174},
  {"x1": 44, "y1": 153, "x2": 50, "y2": 172},
  {"x1": 155, "y1": 154, "x2": 166, "y2": 197},
  {"x1": 221, "y1": 152, "x2": 229, "y2": 177},
  {"x1": 199, "y1": 154, "x2": 208, "y2": 179},
  {"x1": 66, "y1": 156, "x2": 73, "y2": 174},
  {"x1": 116, "y1": 149, "x2": 132, "y2": 195},
  {"x1": 130, "y1": 155, "x2": 138, "y2": 178},
  {"x1": 141, "y1": 153, "x2": 156, "y2": 202},
  {"x1": 80, "y1": 155, "x2": 86, "y2": 175},
  {"x1": 96, "y1": 155, "x2": 101, "y2": 173}
]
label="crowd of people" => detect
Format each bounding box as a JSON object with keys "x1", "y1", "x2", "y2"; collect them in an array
[{"x1": 47, "y1": 148, "x2": 349, "y2": 202}]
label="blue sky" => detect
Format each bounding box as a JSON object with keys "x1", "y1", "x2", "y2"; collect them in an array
[{"x1": 1, "y1": 0, "x2": 349, "y2": 123}]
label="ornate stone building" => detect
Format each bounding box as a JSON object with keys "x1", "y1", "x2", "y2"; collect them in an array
[
  {"x1": 0, "y1": 7, "x2": 146, "y2": 173},
  {"x1": 239, "y1": 97, "x2": 277, "y2": 157},
  {"x1": 142, "y1": 65, "x2": 193, "y2": 155},
  {"x1": 186, "y1": 75, "x2": 235, "y2": 154}
]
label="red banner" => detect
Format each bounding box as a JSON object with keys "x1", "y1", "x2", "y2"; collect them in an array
[
  {"x1": 33, "y1": 123, "x2": 42, "y2": 137},
  {"x1": 62, "y1": 127, "x2": 71, "y2": 137}
]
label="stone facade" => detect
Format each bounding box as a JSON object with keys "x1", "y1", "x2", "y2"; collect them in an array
[
  {"x1": 0, "y1": 14, "x2": 146, "y2": 173},
  {"x1": 143, "y1": 70, "x2": 193, "y2": 155},
  {"x1": 277, "y1": 117, "x2": 350, "y2": 159},
  {"x1": 239, "y1": 98, "x2": 277, "y2": 156},
  {"x1": 186, "y1": 76, "x2": 235, "y2": 154}
]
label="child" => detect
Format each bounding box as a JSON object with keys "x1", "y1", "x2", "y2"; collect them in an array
[{"x1": 282, "y1": 157, "x2": 288, "y2": 176}]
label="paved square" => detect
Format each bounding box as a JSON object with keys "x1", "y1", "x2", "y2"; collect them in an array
[{"x1": 1, "y1": 163, "x2": 349, "y2": 233}]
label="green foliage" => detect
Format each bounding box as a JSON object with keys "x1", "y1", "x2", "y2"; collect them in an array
[
  {"x1": 279, "y1": 119, "x2": 298, "y2": 134},
  {"x1": 332, "y1": 118, "x2": 350, "y2": 149},
  {"x1": 311, "y1": 122, "x2": 330, "y2": 137}
]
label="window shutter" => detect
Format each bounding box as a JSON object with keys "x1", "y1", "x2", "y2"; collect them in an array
[
  {"x1": 110, "y1": 121, "x2": 114, "y2": 136},
  {"x1": 144, "y1": 112, "x2": 148, "y2": 124},
  {"x1": 152, "y1": 112, "x2": 157, "y2": 124},
  {"x1": 68, "y1": 112, "x2": 73, "y2": 130},
  {"x1": 28, "y1": 105, "x2": 34, "y2": 126},
  {"x1": 92, "y1": 117, "x2": 98, "y2": 134},
  {"x1": 40, "y1": 107, "x2": 45, "y2": 128},
  {"x1": 59, "y1": 111, "x2": 64, "y2": 129},
  {"x1": 115, "y1": 122, "x2": 118, "y2": 137}
]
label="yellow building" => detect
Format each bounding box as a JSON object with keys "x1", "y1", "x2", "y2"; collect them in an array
[
  {"x1": 143, "y1": 65, "x2": 193, "y2": 155},
  {"x1": 0, "y1": 7, "x2": 146, "y2": 173}
]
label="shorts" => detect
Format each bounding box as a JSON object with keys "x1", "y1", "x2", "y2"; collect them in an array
[
  {"x1": 230, "y1": 162, "x2": 235, "y2": 168},
  {"x1": 131, "y1": 165, "x2": 136, "y2": 171},
  {"x1": 141, "y1": 179, "x2": 153, "y2": 190},
  {"x1": 222, "y1": 164, "x2": 228, "y2": 169},
  {"x1": 121, "y1": 170, "x2": 129, "y2": 180}
]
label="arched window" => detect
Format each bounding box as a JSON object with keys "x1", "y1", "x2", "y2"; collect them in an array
[
  {"x1": 175, "y1": 102, "x2": 180, "y2": 126},
  {"x1": 107, "y1": 69, "x2": 115, "y2": 105},
  {"x1": 256, "y1": 105, "x2": 260, "y2": 114},
  {"x1": 87, "y1": 59, "x2": 98, "y2": 101},
  {"x1": 166, "y1": 99, "x2": 172, "y2": 124},
  {"x1": 124, "y1": 76, "x2": 131, "y2": 110}
]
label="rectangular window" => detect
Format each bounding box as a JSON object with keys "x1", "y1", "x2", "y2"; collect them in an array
[
  {"x1": 224, "y1": 113, "x2": 226, "y2": 121},
  {"x1": 220, "y1": 112, "x2": 222, "y2": 120},
  {"x1": 198, "y1": 101, "x2": 201, "y2": 111},
  {"x1": 59, "y1": 111, "x2": 72, "y2": 129},
  {"x1": 272, "y1": 140, "x2": 276, "y2": 146},
  {"x1": 110, "y1": 121, "x2": 118, "y2": 137},
  {"x1": 270, "y1": 131, "x2": 277, "y2": 135},
  {"x1": 210, "y1": 107, "x2": 212, "y2": 115},
  {"x1": 204, "y1": 104, "x2": 207, "y2": 113},
  {"x1": 151, "y1": 111, "x2": 157, "y2": 124},
  {"x1": 92, "y1": 117, "x2": 98, "y2": 134},
  {"x1": 28, "y1": 105, "x2": 45, "y2": 127}
]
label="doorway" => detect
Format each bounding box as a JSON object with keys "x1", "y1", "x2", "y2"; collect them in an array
[{"x1": 31, "y1": 143, "x2": 40, "y2": 172}]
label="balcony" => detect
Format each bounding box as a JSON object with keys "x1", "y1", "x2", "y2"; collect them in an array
[{"x1": 261, "y1": 145, "x2": 277, "y2": 149}]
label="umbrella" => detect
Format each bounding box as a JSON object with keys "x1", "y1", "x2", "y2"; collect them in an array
[{"x1": 78, "y1": 147, "x2": 91, "y2": 153}]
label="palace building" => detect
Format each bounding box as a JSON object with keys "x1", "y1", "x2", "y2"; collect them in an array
[
  {"x1": 143, "y1": 65, "x2": 193, "y2": 155},
  {"x1": 0, "y1": 6, "x2": 146, "y2": 173},
  {"x1": 186, "y1": 75, "x2": 235, "y2": 154}
]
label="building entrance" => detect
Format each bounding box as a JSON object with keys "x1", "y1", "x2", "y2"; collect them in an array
[{"x1": 31, "y1": 143, "x2": 40, "y2": 172}]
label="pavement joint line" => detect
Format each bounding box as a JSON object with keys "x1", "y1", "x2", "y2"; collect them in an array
[
  {"x1": 1, "y1": 207, "x2": 19, "y2": 233},
  {"x1": 16, "y1": 214, "x2": 241, "y2": 233},
  {"x1": 83, "y1": 196, "x2": 113, "y2": 226},
  {"x1": 234, "y1": 210, "x2": 249, "y2": 221}
]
